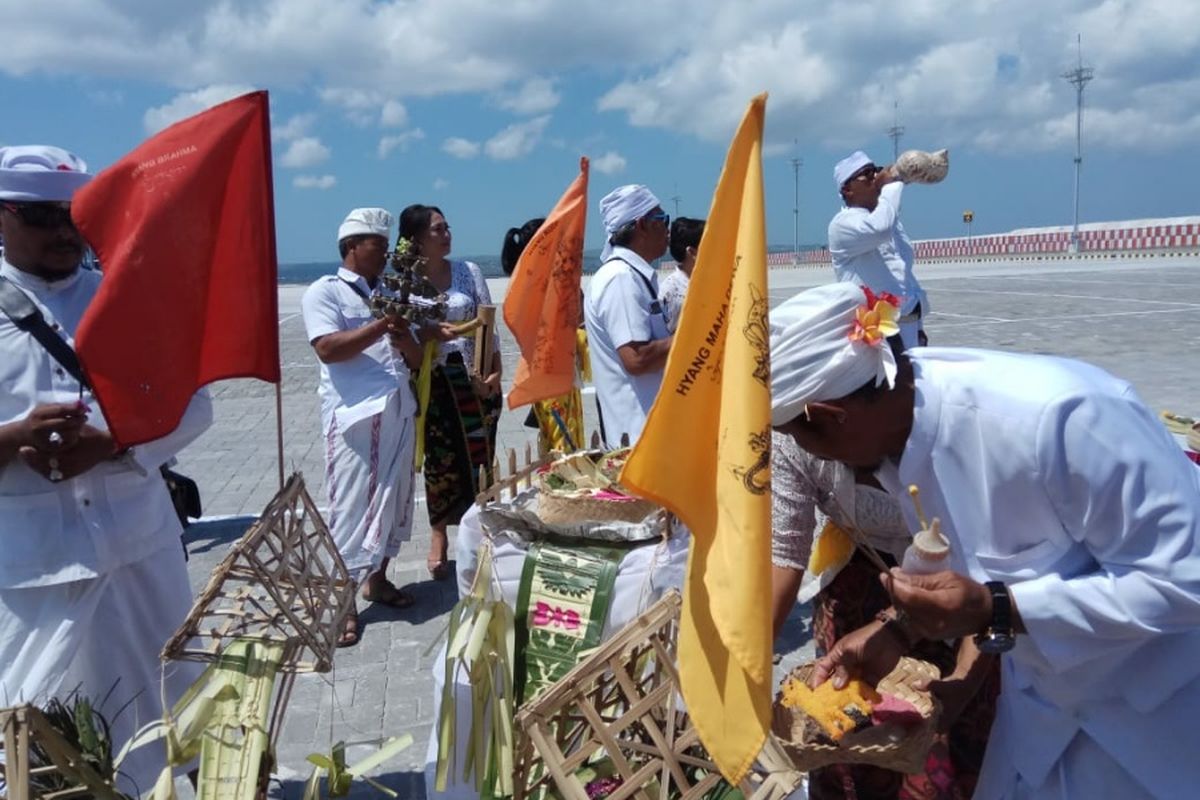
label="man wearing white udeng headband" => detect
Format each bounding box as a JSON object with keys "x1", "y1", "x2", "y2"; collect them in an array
[
  {"x1": 770, "y1": 281, "x2": 1200, "y2": 799},
  {"x1": 0, "y1": 145, "x2": 213, "y2": 794}
]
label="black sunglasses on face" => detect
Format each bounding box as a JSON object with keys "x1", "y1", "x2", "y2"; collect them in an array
[
  {"x1": 1, "y1": 202, "x2": 76, "y2": 229},
  {"x1": 643, "y1": 210, "x2": 670, "y2": 227},
  {"x1": 849, "y1": 165, "x2": 880, "y2": 184}
]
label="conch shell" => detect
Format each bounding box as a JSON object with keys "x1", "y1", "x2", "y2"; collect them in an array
[{"x1": 895, "y1": 148, "x2": 949, "y2": 184}]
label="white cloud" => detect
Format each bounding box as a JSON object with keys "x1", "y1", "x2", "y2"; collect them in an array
[
  {"x1": 320, "y1": 87, "x2": 408, "y2": 127},
  {"x1": 433, "y1": 177, "x2": 450, "y2": 190},
  {"x1": 143, "y1": 84, "x2": 254, "y2": 133},
  {"x1": 484, "y1": 115, "x2": 550, "y2": 160},
  {"x1": 442, "y1": 137, "x2": 481, "y2": 159},
  {"x1": 274, "y1": 112, "x2": 315, "y2": 142},
  {"x1": 293, "y1": 174, "x2": 337, "y2": 190},
  {"x1": 378, "y1": 128, "x2": 426, "y2": 158},
  {"x1": 495, "y1": 77, "x2": 560, "y2": 114},
  {"x1": 279, "y1": 136, "x2": 331, "y2": 168},
  {"x1": 591, "y1": 151, "x2": 627, "y2": 175},
  {"x1": 380, "y1": 99, "x2": 409, "y2": 127},
  {"x1": 6, "y1": 2, "x2": 1200, "y2": 155}
]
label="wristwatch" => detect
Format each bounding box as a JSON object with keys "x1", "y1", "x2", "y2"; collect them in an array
[{"x1": 974, "y1": 581, "x2": 1016, "y2": 654}]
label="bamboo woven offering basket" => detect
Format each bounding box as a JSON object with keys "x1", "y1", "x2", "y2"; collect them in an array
[
  {"x1": 515, "y1": 590, "x2": 802, "y2": 800},
  {"x1": 0, "y1": 704, "x2": 124, "y2": 800},
  {"x1": 535, "y1": 483, "x2": 659, "y2": 525},
  {"x1": 772, "y1": 658, "x2": 941, "y2": 774}
]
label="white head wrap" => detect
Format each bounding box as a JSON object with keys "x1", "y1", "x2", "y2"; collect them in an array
[
  {"x1": 338, "y1": 207, "x2": 392, "y2": 244},
  {"x1": 598, "y1": 184, "x2": 660, "y2": 261},
  {"x1": 769, "y1": 282, "x2": 900, "y2": 426},
  {"x1": 0, "y1": 145, "x2": 91, "y2": 202},
  {"x1": 833, "y1": 150, "x2": 873, "y2": 190}
]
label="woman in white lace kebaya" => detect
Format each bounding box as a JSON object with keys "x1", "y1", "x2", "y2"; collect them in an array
[{"x1": 771, "y1": 430, "x2": 997, "y2": 800}]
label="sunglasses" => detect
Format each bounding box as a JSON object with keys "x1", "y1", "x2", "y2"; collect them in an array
[
  {"x1": 847, "y1": 165, "x2": 880, "y2": 185},
  {"x1": 1, "y1": 201, "x2": 76, "y2": 229},
  {"x1": 643, "y1": 210, "x2": 670, "y2": 227}
]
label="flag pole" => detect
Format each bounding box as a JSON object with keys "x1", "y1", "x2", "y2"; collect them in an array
[{"x1": 275, "y1": 381, "x2": 285, "y2": 490}]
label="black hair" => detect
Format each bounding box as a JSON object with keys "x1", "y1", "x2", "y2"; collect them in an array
[
  {"x1": 609, "y1": 221, "x2": 637, "y2": 250},
  {"x1": 397, "y1": 204, "x2": 445, "y2": 254},
  {"x1": 338, "y1": 234, "x2": 364, "y2": 260},
  {"x1": 500, "y1": 217, "x2": 545, "y2": 275},
  {"x1": 669, "y1": 217, "x2": 705, "y2": 263}
]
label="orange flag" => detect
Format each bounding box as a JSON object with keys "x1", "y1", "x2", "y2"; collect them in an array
[
  {"x1": 73, "y1": 91, "x2": 280, "y2": 447},
  {"x1": 620, "y1": 95, "x2": 772, "y2": 782},
  {"x1": 503, "y1": 157, "x2": 588, "y2": 409}
]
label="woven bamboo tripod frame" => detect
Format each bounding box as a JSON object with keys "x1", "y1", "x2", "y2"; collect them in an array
[
  {"x1": 0, "y1": 705, "x2": 124, "y2": 800},
  {"x1": 513, "y1": 591, "x2": 802, "y2": 800},
  {"x1": 161, "y1": 473, "x2": 355, "y2": 674}
]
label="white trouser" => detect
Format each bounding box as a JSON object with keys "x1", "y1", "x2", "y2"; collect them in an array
[
  {"x1": 324, "y1": 392, "x2": 417, "y2": 581},
  {"x1": 0, "y1": 542, "x2": 201, "y2": 797}
]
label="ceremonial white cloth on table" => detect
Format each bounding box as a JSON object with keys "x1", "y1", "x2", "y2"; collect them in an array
[
  {"x1": 583, "y1": 246, "x2": 670, "y2": 447},
  {"x1": 424, "y1": 502, "x2": 689, "y2": 799},
  {"x1": 874, "y1": 348, "x2": 1200, "y2": 800},
  {"x1": 828, "y1": 182, "x2": 927, "y2": 348},
  {"x1": 0, "y1": 257, "x2": 213, "y2": 795},
  {"x1": 302, "y1": 267, "x2": 417, "y2": 578}
]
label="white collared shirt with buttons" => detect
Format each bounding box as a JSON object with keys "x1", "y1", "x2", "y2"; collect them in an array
[
  {"x1": 828, "y1": 182, "x2": 929, "y2": 343},
  {"x1": 583, "y1": 247, "x2": 670, "y2": 448},
  {"x1": 0, "y1": 257, "x2": 214, "y2": 588},
  {"x1": 301, "y1": 267, "x2": 415, "y2": 434}
]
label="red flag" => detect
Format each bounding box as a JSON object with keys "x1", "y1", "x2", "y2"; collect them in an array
[
  {"x1": 73, "y1": 90, "x2": 280, "y2": 447},
  {"x1": 503, "y1": 157, "x2": 588, "y2": 409}
]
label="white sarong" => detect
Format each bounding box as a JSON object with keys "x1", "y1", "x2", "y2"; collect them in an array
[
  {"x1": 324, "y1": 391, "x2": 416, "y2": 581},
  {"x1": 0, "y1": 542, "x2": 201, "y2": 797}
]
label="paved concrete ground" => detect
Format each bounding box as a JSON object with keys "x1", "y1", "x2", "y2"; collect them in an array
[{"x1": 173, "y1": 257, "x2": 1199, "y2": 797}]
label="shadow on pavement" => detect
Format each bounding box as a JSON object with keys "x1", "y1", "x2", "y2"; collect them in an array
[
  {"x1": 182, "y1": 515, "x2": 257, "y2": 557},
  {"x1": 358, "y1": 563, "x2": 460, "y2": 629}
]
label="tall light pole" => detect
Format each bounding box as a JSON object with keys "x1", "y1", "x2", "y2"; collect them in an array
[
  {"x1": 887, "y1": 101, "x2": 905, "y2": 161},
  {"x1": 1062, "y1": 35, "x2": 1094, "y2": 254},
  {"x1": 669, "y1": 183, "x2": 681, "y2": 219},
  {"x1": 790, "y1": 139, "x2": 802, "y2": 264}
]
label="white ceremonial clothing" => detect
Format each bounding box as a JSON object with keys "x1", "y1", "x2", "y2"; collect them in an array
[
  {"x1": 425, "y1": 501, "x2": 690, "y2": 800},
  {"x1": 302, "y1": 266, "x2": 416, "y2": 432},
  {"x1": 323, "y1": 391, "x2": 416, "y2": 580},
  {"x1": 302, "y1": 267, "x2": 417, "y2": 579},
  {"x1": 0, "y1": 543, "x2": 201, "y2": 796},
  {"x1": 0, "y1": 258, "x2": 214, "y2": 588},
  {"x1": 583, "y1": 247, "x2": 670, "y2": 447},
  {"x1": 875, "y1": 348, "x2": 1200, "y2": 800},
  {"x1": 0, "y1": 257, "x2": 212, "y2": 796},
  {"x1": 828, "y1": 182, "x2": 927, "y2": 348}
]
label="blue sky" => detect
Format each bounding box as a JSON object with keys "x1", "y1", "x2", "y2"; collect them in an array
[{"x1": 2, "y1": 0, "x2": 1197, "y2": 263}]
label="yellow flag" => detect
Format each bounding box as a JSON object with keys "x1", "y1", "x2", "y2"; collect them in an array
[{"x1": 620, "y1": 94, "x2": 772, "y2": 783}]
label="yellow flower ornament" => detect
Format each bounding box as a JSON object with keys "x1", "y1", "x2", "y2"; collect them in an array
[{"x1": 849, "y1": 287, "x2": 900, "y2": 346}]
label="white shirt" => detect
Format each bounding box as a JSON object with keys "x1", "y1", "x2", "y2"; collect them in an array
[
  {"x1": 878, "y1": 348, "x2": 1200, "y2": 799},
  {"x1": 828, "y1": 182, "x2": 928, "y2": 317},
  {"x1": 0, "y1": 258, "x2": 214, "y2": 588},
  {"x1": 301, "y1": 267, "x2": 415, "y2": 433},
  {"x1": 583, "y1": 247, "x2": 670, "y2": 447},
  {"x1": 658, "y1": 267, "x2": 690, "y2": 334}
]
